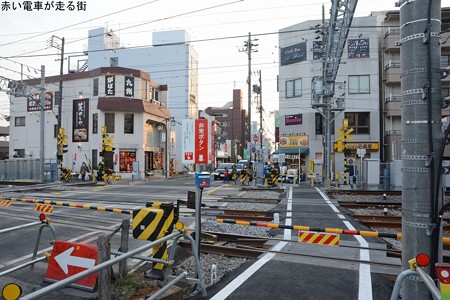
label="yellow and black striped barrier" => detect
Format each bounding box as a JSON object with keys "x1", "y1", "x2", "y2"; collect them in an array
[
  {"x1": 0, "y1": 200, "x2": 11, "y2": 207},
  {"x1": 216, "y1": 218, "x2": 403, "y2": 239},
  {"x1": 3, "y1": 196, "x2": 134, "y2": 215},
  {"x1": 133, "y1": 201, "x2": 176, "y2": 280},
  {"x1": 240, "y1": 173, "x2": 248, "y2": 185},
  {"x1": 34, "y1": 204, "x2": 53, "y2": 213},
  {"x1": 60, "y1": 168, "x2": 71, "y2": 182}
]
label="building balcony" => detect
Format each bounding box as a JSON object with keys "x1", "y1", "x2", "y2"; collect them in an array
[
  {"x1": 384, "y1": 29, "x2": 400, "y2": 52},
  {"x1": 384, "y1": 96, "x2": 401, "y2": 117},
  {"x1": 384, "y1": 62, "x2": 401, "y2": 85},
  {"x1": 441, "y1": 31, "x2": 450, "y2": 49}
]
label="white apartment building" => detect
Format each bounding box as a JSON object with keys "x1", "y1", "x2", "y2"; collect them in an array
[
  {"x1": 277, "y1": 15, "x2": 382, "y2": 179},
  {"x1": 9, "y1": 67, "x2": 170, "y2": 179},
  {"x1": 77, "y1": 28, "x2": 199, "y2": 172}
]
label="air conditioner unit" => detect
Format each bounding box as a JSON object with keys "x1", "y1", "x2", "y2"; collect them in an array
[{"x1": 154, "y1": 100, "x2": 161, "y2": 106}]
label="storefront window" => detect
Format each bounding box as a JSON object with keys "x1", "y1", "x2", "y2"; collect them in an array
[{"x1": 119, "y1": 151, "x2": 136, "y2": 172}]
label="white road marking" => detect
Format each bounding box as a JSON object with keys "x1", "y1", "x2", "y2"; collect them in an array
[
  {"x1": 210, "y1": 187, "x2": 293, "y2": 299},
  {"x1": 316, "y1": 188, "x2": 373, "y2": 300}
]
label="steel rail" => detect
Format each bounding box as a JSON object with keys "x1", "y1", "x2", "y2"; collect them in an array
[{"x1": 178, "y1": 240, "x2": 401, "y2": 268}]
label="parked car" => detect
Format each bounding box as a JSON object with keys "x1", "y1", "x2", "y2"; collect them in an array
[
  {"x1": 213, "y1": 163, "x2": 234, "y2": 180},
  {"x1": 235, "y1": 163, "x2": 244, "y2": 173},
  {"x1": 238, "y1": 160, "x2": 255, "y2": 169}
]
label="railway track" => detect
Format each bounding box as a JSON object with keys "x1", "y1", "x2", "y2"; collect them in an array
[
  {"x1": 201, "y1": 208, "x2": 274, "y2": 222},
  {"x1": 339, "y1": 201, "x2": 401, "y2": 209},
  {"x1": 178, "y1": 231, "x2": 402, "y2": 269}
]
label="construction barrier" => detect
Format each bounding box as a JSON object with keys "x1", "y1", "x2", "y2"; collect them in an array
[
  {"x1": 299, "y1": 231, "x2": 339, "y2": 246},
  {"x1": 34, "y1": 204, "x2": 53, "y2": 213}
]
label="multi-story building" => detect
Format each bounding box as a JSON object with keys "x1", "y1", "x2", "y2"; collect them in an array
[
  {"x1": 381, "y1": 8, "x2": 450, "y2": 161},
  {"x1": 9, "y1": 67, "x2": 170, "y2": 179},
  {"x1": 277, "y1": 15, "x2": 382, "y2": 179},
  {"x1": 203, "y1": 89, "x2": 247, "y2": 164},
  {"x1": 72, "y1": 28, "x2": 199, "y2": 172}
]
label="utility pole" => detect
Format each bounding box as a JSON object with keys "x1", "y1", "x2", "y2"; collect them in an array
[
  {"x1": 49, "y1": 35, "x2": 65, "y2": 165},
  {"x1": 253, "y1": 70, "x2": 263, "y2": 162},
  {"x1": 39, "y1": 66, "x2": 45, "y2": 183},
  {"x1": 259, "y1": 71, "x2": 263, "y2": 162},
  {"x1": 239, "y1": 32, "x2": 258, "y2": 165},
  {"x1": 400, "y1": 0, "x2": 442, "y2": 298}
]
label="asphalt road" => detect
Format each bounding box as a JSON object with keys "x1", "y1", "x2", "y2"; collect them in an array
[{"x1": 0, "y1": 175, "x2": 215, "y2": 297}]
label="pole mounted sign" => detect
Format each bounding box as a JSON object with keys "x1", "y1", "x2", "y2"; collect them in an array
[
  {"x1": 45, "y1": 240, "x2": 98, "y2": 290},
  {"x1": 182, "y1": 119, "x2": 213, "y2": 164}
]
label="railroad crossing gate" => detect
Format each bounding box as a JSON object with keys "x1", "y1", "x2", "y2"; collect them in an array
[
  {"x1": 298, "y1": 231, "x2": 340, "y2": 246},
  {"x1": 45, "y1": 240, "x2": 98, "y2": 290}
]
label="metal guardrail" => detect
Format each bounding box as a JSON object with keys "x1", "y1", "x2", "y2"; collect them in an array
[
  {"x1": 21, "y1": 230, "x2": 207, "y2": 300},
  {"x1": 0, "y1": 216, "x2": 56, "y2": 276},
  {"x1": 390, "y1": 268, "x2": 441, "y2": 300}
]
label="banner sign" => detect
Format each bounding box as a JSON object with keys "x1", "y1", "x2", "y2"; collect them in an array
[
  {"x1": 182, "y1": 119, "x2": 212, "y2": 164},
  {"x1": 124, "y1": 76, "x2": 134, "y2": 97},
  {"x1": 279, "y1": 135, "x2": 309, "y2": 148},
  {"x1": 105, "y1": 75, "x2": 115, "y2": 96},
  {"x1": 313, "y1": 41, "x2": 323, "y2": 60},
  {"x1": 27, "y1": 91, "x2": 53, "y2": 112},
  {"x1": 195, "y1": 119, "x2": 209, "y2": 164},
  {"x1": 348, "y1": 39, "x2": 370, "y2": 59},
  {"x1": 285, "y1": 114, "x2": 302, "y2": 126},
  {"x1": 280, "y1": 42, "x2": 307, "y2": 66},
  {"x1": 210, "y1": 120, "x2": 215, "y2": 165},
  {"x1": 72, "y1": 98, "x2": 89, "y2": 142},
  {"x1": 182, "y1": 119, "x2": 195, "y2": 164}
]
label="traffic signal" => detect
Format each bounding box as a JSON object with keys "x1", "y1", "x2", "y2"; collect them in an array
[{"x1": 57, "y1": 127, "x2": 68, "y2": 162}]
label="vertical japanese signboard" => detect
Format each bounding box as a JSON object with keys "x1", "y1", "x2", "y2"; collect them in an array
[
  {"x1": 182, "y1": 119, "x2": 195, "y2": 164},
  {"x1": 182, "y1": 119, "x2": 212, "y2": 164},
  {"x1": 210, "y1": 120, "x2": 215, "y2": 165},
  {"x1": 105, "y1": 75, "x2": 115, "y2": 96},
  {"x1": 195, "y1": 119, "x2": 208, "y2": 164},
  {"x1": 72, "y1": 98, "x2": 89, "y2": 142},
  {"x1": 124, "y1": 76, "x2": 134, "y2": 97}
]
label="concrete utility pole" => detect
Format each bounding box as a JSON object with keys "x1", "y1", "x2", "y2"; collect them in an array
[
  {"x1": 400, "y1": 0, "x2": 442, "y2": 298},
  {"x1": 253, "y1": 70, "x2": 263, "y2": 161},
  {"x1": 49, "y1": 35, "x2": 65, "y2": 165},
  {"x1": 240, "y1": 32, "x2": 258, "y2": 164},
  {"x1": 258, "y1": 71, "x2": 263, "y2": 161},
  {"x1": 39, "y1": 66, "x2": 45, "y2": 183}
]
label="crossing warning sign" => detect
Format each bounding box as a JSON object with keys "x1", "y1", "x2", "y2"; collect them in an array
[{"x1": 45, "y1": 240, "x2": 98, "y2": 290}]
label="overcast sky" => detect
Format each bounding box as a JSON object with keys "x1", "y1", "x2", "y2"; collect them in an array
[{"x1": 1, "y1": 0, "x2": 449, "y2": 131}]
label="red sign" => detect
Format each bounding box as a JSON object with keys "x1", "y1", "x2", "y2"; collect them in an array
[
  {"x1": 45, "y1": 240, "x2": 98, "y2": 290},
  {"x1": 210, "y1": 120, "x2": 215, "y2": 164},
  {"x1": 195, "y1": 119, "x2": 209, "y2": 164},
  {"x1": 184, "y1": 152, "x2": 193, "y2": 160},
  {"x1": 253, "y1": 134, "x2": 260, "y2": 143}
]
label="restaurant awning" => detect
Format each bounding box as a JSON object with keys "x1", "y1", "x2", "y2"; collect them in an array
[{"x1": 273, "y1": 148, "x2": 309, "y2": 155}]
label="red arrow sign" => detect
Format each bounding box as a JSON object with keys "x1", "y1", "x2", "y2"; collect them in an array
[{"x1": 45, "y1": 240, "x2": 98, "y2": 290}]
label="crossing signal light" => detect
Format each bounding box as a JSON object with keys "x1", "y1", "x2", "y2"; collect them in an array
[{"x1": 62, "y1": 144, "x2": 68, "y2": 153}]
